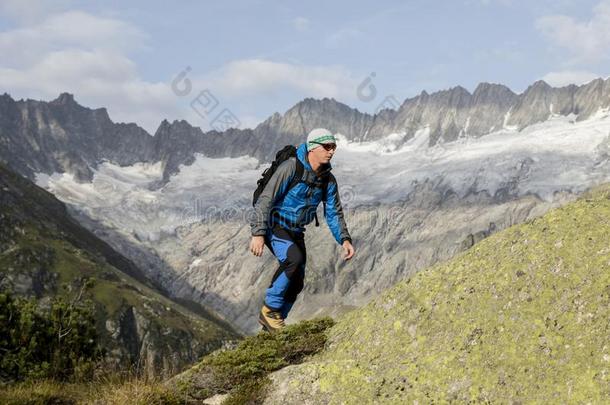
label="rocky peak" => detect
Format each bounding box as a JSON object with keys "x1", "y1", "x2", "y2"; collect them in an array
[
  {"x1": 579, "y1": 77, "x2": 606, "y2": 95},
  {"x1": 153, "y1": 119, "x2": 197, "y2": 148},
  {"x1": 257, "y1": 112, "x2": 282, "y2": 128},
  {"x1": 0, "y1": 92, "x2": 14, "y2": 102},
  {"x1": 92, "y1": 106, "x2": 111, "y2": 121},
  {"x1": 272, "y1": 96, "x2": 372, "y2": 142},
  {"x1": 155, "y1": 119, "x2": 172, "y2": 134},
  {"x1": 523, "y1": 80, "x2": 552, "y2": 96},
  {"x1": 472, "y1": 82, "x2": 517, "y2": 102},
  {"x1": 51, "y1": 92, "x2": 77, "y2": 106},
  {"x1": 289, "y1": 97, "x2": 354, "y2": 116},
  {"x1": 153, "y1": 119, "x2": 195, "y2": 138},
  {"x1": 0, "y1": 92, "x2": 17, "y2": 112},
  {"x1": 428, "y1": 85, "x2": 472, "y2": 108}
]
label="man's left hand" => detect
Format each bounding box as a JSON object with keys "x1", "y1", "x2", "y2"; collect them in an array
[{"x1": 342, "y1": 240, "x2": 355, "y2": 261}]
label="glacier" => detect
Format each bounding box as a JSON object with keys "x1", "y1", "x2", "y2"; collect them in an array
[{"x1": 34, "y1": 109, "x2": 610, "y2": 243}]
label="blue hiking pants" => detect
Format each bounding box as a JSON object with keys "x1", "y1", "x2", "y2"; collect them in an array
[{"x1": 264, "y1": 224, "x2": 306, "y2": 319}]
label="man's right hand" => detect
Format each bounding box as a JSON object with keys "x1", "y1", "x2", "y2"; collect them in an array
[{"x1": 250, "y1": 235, "x2": 265, "y2": 257}]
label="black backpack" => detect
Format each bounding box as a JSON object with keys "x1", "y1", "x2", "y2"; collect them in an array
[{"x1": 252, "y1": 145, "x2": 327, "y2": 226}]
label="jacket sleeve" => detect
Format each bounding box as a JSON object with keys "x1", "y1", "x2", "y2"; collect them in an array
[
  {"x1": 324, "y1": 174, "x2": 352, "y2": 245},
  {"x1": 250, "y1": 158, "x2": 297, "y2": 236}
]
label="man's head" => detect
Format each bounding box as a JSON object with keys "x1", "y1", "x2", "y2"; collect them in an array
[{"x1": 307, "y1": 128, "x2": 337, "y2": 165}]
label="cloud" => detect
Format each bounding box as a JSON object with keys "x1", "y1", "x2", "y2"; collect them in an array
[
  {"x1": 0, "y1": 10, "x2": 172, "y2": 133},
  {"x1": 292, "y1": 17, "x2": 310, "y2": 32},
  {"x1": 0, "y1": 0, "x2": 72, "y2": 23},
  {"x1": 536, "y1": 0, "x2": 610, "y2": 64},
  {"x1": 0, "y1": 48, "x2": 176, "y2": 132},
  {"x1": 0, "y1": 10, "x2": 146, "y2": 67},
  {"x1": 203, "y1": 59, "x2": 359, "y2": 101},
  {"x1": 541, "y1": 70, "x2": 601, "y2": 87}
]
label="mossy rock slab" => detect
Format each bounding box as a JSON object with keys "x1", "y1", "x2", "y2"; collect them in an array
[{"x1": 264, "y1": 184, "x2": 610, "y2": 403}]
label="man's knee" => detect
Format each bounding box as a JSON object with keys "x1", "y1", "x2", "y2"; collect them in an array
[{"x1": 283, "y1": 245, "x2": 305, "y2": 276}]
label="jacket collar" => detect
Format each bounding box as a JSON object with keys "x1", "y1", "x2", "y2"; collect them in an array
[{"x1": 297, "y1": 143, "x2": 332, "y2": 177}]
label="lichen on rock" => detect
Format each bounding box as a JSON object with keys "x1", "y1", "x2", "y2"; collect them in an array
[{"x1": 263, "y1": 184, "x2": 610, "y2": 403}]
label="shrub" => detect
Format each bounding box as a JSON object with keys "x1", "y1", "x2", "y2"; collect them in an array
[{"x1": 0, "y1": 288, "x2": 103, "y2": 382}]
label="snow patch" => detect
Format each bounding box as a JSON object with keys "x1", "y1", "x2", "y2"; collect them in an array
[
  {"x1": 502, "y1": 108, "x2": 518, "y2": 131},
  {"x1": 188, "y1": 258, "x2": 202, "y2": 271},
  {"x1": 336, "y1": 127, "x2": 429, "y2": 155}
]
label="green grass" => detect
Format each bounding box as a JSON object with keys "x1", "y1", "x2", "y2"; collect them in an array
[
  {"x1": 0, "y1": 377, "x2": 182, "y2": 405},
  {"x1": 171, "y1": 317, "x2": 335, "y2": 403}
]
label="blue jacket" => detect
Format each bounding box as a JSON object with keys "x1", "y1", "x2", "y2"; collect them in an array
[{"x1": 250, "y1": 143, "x2": 351, "y2": 245}]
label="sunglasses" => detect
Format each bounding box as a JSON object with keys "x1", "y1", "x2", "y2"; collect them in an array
[{"x1": 311, "y1": 141, "x2": 337, "y2": 151}]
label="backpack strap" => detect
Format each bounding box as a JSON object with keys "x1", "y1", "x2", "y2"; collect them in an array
[
  {"x1": 281, "y1": 160, "x2": 330, "y2": 228},
  {"x1": 287, "y1": 158, "x2": 305, "y2": 193},
  {"x1": 288, "y1": 160, "x2": 324, "y2": 226},
  {"x1": 316, "y1": 174, "x2": 330, "y2": 227}
]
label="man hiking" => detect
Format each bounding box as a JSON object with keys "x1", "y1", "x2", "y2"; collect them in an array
[{"x1": 250, "y1": 128, "x2": 355, "y2": 332}]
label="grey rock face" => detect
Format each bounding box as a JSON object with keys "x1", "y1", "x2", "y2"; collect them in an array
[
  {"x1": 102, "y1": 303, "x2": 230, "y2": 379},
  {"x1": 148, "y1": 182, "x2": 576, "y2": 333},
  {"x1": 0, "y1": 92, "x2": 155, "y2": 182},
  {"x1": 597, "y1": 133, "x2": 610, "y2": 160},
  {"x1": 143, "y1": 77, "x2": 610, "y2": 166},
  {"x1": 507, "y1": 78, "x2": 610, "y2": 128},
  {"x1": 3, "y1": 77, "x2": 610, "y2": 188}
]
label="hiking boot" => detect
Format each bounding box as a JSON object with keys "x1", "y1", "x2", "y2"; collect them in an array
[{"x1": 258, "y1": 304, "x2": 285, "y2": 333}]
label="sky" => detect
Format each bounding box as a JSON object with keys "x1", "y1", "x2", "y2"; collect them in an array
[{"x1": 1, "y1": 0, "x2": 610, "y2": 134}]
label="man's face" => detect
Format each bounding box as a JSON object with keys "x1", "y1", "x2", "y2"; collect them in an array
[{"x1": 311, "y1": 143, "x2": 337, "y2": 163}]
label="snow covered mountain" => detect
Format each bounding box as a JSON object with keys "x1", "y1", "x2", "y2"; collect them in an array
[
  {"x1": 34, "y1": 110, "x2": 610, "y2": 241},
  {"x1": 2, "y1": 77, "x2": 610, "y2": 185},
  {"x1": 2, "y1": 77, "x2": 610, "y2": 332}
]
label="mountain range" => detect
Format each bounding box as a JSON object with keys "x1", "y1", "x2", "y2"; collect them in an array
[
  {"x1": 1, "y1": 77, "x2": 610, "y2": 334},
  {"x1": 2, "y1": 77, "x2": 610, "y2": 186}
]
